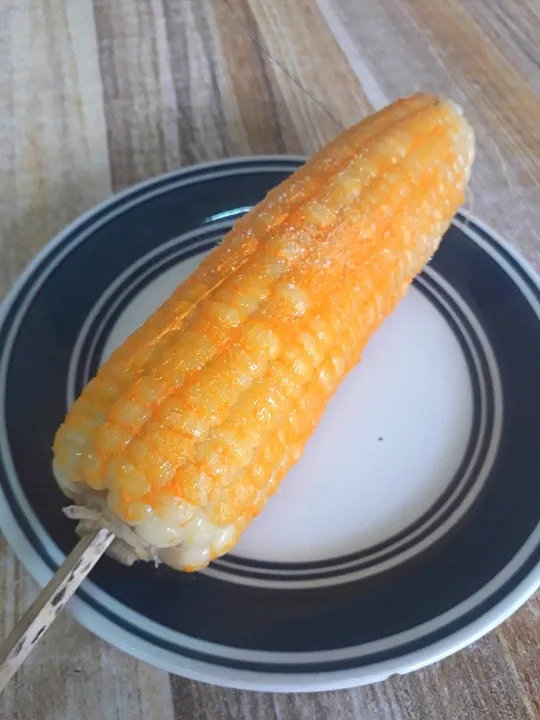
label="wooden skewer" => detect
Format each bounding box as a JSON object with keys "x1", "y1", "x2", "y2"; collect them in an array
[{"x1": 0, "y1": 528, "x2": 114, "y2": 693}]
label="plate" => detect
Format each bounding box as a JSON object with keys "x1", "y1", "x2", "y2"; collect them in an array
[{"x1": 1, "y1": 157, "x2": 540, "y2": 692}]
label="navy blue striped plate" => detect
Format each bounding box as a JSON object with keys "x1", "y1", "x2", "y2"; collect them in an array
[{"x1": 1, "y1": 158, "x2": 540, "y2": 691}]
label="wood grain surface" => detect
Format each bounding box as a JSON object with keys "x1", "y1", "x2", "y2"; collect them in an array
[{"x1": 1, "y1": 0, "x2": 539, "y2": 718}]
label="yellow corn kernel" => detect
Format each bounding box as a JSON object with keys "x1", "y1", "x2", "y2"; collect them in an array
[{"x1": 53, "y1": 93, "x2": 475, "y2": 571}]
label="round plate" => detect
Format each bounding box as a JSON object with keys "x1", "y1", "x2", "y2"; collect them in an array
[{"x1": 1, "y1": 157, "x2": 540, "y2": 692}]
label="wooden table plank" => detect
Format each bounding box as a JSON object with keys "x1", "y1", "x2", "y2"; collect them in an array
[
  {"x1": 316, "y1": 0, "x2": 540, "y2": 265},
  {"x1": 1, "y1": 0, "x2": 539, "y2": 717},
  {"x1": 0, "y1": 0, "x2": 112, "y2": 286}
]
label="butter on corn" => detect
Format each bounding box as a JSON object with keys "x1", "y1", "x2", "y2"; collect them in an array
[{"x1": 53, "y1": 93, "x2": 475, "y2": 571}]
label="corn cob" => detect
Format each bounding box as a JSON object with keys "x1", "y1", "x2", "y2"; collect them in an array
[{"x1": 53, "y1": 93, "x2": 475, "y2": 571}]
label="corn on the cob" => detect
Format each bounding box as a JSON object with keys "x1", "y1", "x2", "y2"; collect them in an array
[{"x1": 53, "y1": 93, "x2": 475, "y2": 571}]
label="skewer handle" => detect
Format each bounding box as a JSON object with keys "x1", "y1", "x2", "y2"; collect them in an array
[{"x1": 0, "y1": 528, "x2": 114, "y2": 693}]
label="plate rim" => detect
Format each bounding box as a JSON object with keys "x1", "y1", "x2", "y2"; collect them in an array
[{"x1": 1, "y1": 156, "x2": 540, "y2": 691}]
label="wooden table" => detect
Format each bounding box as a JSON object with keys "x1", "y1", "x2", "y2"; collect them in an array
[{"x1": 1, "y1": 1, "x2": 539, "y2": 717}]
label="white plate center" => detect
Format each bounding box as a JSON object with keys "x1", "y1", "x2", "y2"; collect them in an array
[{"x1": 102, "y1": 257, "x2": 474, "y2": 564}]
